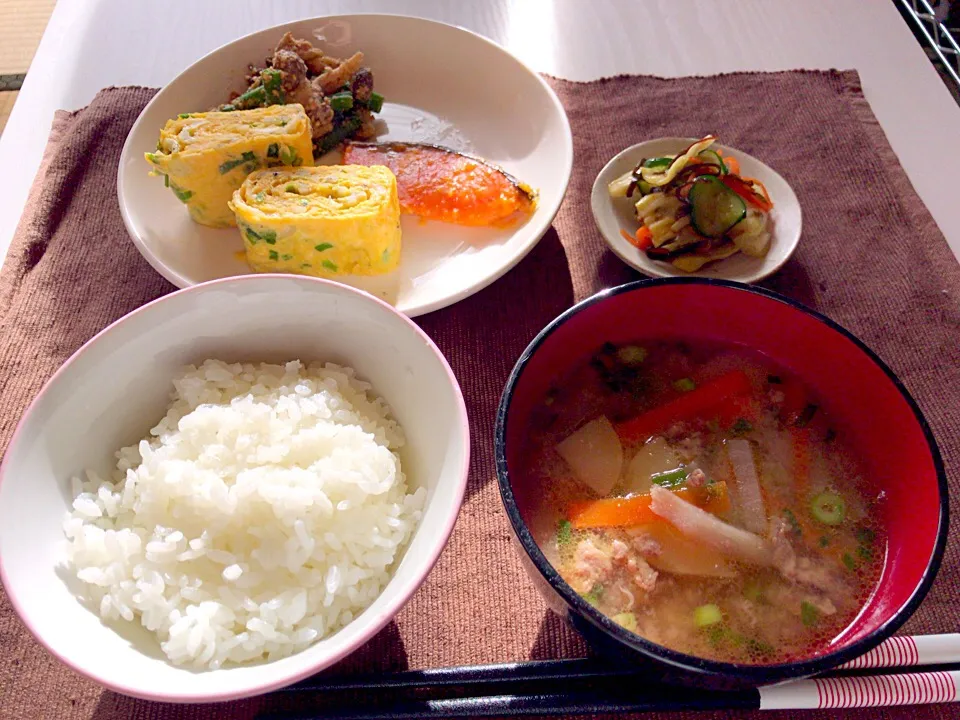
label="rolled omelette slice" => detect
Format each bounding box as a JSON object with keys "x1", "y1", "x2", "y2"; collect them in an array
[
  {"x1": 145, "y1": 104, "x2": 314, "y2": 228},
  {"x1": 230, "y1": 165, "x2": 401, "y2": 279}
]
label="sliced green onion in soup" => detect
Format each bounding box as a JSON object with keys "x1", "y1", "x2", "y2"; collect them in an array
[
  {"x1": 810, "y1": 491, "x2": 846, "y2": 526},
  {"x1": 694, "y1": 604, "x2": 723, "y2": 627},
  {"x1": 801, "y1": 601, "x2": 820, "y2": 627},
  {"x1": 581, "y1": 586, "x2": 603, "y2": 607},
  {"x1": 742, "y1": 579, "x2": 765, "y2": 603},
  {"x1": 615, "y1": 345, "x2": 648, "y2": 366},
  {"x1": 613, "y1": 612, "x2": 638, "y2": 632},
  {"x1": 673, "y1": 377, "x2": 696, "y2": 393},
  {"x1": 651, "y1": 467, "x2": 688, "y2": 489}
]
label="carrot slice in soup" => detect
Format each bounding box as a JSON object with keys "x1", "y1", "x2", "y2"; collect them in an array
[
  {"x1": 343, "y1": 141, "x2": 537, "y2": 227},
  {"x1": 615, "y1": 370, "x2": 753, "y2": 443},
  {"x1": 568, "y1": 482, "x2": 731, "y2": 529}
]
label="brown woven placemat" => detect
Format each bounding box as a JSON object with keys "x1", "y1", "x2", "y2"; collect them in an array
[{"x1": 1, "y1": 70, "x2": 959, "y2": 720}]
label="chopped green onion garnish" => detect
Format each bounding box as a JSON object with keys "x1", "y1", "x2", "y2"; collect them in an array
[
  {"x1": 367, "y1": 91, "x2": 384, "y2": 113},
  {"x1": 731, "y1": 418, "x2": 753, "y2": 435},
  {"x1": 260, "y1": 230, "x2": 277, "y2": 244},
  {"x1": 673, "y1": 377, "x2": 696, "y2": 393},
  {"x1": 783, "y1": 509, "x2": 802, "y2": 536},
  {"x1": 556, "y1": 519, "x2": 572, "y2": 548},
  {"x1": 581, "y1": 585, "x2": 604, "y2": 607},
  {"x1": 285, "y1": 184, "x2": 298, "y2": 193},
  {"x1": 267, "y1": 143, "x2": 279, "y2": 158},
  {"x1": 244, "y1": 227, "x2": 260, "y2": 244},
  {"x1": 281, "y1": 253, "x2": 293, "y2": 261},
  {"x1": 810, "y1": 491, "x2": 846, "y2": 526},
  {"x1": 842, "y1": 553, "x2": 857, "y2": 571},
  {"x1": 314, "y1": 243, "x2": 333, "y2": 252},
  {"x1": 170, "y1": 184, "x2": 193, "y2": 203},
  {"x1": 694, "y1": 604, "x2": 723, "y2": 627},
  {"x1": 745, "y1": 637, "x2": 774, "y2": 657},
  {"x1": 269, "y1": 250, "x2": 279, "y2": 261},
  {"x1": 612, "y1": 613, "x2": 638, "y2": 632},
  {"x1": 322, "y1": 259, "x2": 338, "y2": 272},
  {"x1": 855, "y1": 527, "x2": 876, "y2": 545},
  {"x1": 615, "y1": 345, "x2": 647, "y2": 366},
  {"x1": 219, "y1": 152, "x2": 258, "y2": 174},
  {"x1": 818, "y1": 535, "x2": 830, "y2": 548},
  {"x1": 279, "y1": 145, "x2": 298, "y2": 166},
  {"x1": 800, "y1": 601, "x2": 820, "y2": 627},
  {"x1": 330, "y1": 91, "x2": 354, "y2": 111},
  {"x1": 163, "y1": 174, "x2": 170, "y2": 188},
  {"x1": 178, "y1": 113, "x2": 192, "y2": 119},
  {"x1": 651, "y1": 467, "x2": 688, "y2": 489},
  {"x1": 742, "y1": 580, "x2": 765, "y2": 604}
]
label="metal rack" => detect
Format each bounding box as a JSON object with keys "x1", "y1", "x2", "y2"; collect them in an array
[{"x1": 898, "y1": 0, "x2": 960, "y2": 101}]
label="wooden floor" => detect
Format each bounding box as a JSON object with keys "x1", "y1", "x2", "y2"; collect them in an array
[{"x1": 0, "y1": 0, "x2": 56, "y2": 135}]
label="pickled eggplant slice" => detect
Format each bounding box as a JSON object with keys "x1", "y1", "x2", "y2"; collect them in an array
[{"x1": 688, "y1": 176, "x2": 747, "y2": 238}]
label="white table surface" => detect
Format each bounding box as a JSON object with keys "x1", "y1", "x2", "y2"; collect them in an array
[{"x1": 1, "y1": 0, "x2": 958, "y2": 264}]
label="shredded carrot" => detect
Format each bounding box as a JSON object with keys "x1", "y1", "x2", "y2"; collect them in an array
[
  {"x1": 741, "y1": 176, "x2": 774, "y2": 208},
  {"x1": 724, "y1": 156, "x2": 741, "y2": 175},
  {"x1": 621, "y1": 226, "x2": 654, "y2": 251},
  {"x1": 634, "y1": 225, "x2": 654, "y2": 250},
  {"x1": 615, "y1": 370, "x2": 753, "y2": 443},
  {"x1": 568, "y1": 482, "x2": 731, "y2": 529},
  {"x1": 722, "y1": 175, "x2": 773, "y2": 212}
]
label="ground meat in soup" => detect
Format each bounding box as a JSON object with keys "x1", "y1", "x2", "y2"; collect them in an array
[{"x1": 526, "y1": 340, "x2": 884, "y2": 665}]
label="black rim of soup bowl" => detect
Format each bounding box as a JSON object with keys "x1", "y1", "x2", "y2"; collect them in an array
[{"x1": 493, "y1": 277, "x2": 949, "y2": 687}]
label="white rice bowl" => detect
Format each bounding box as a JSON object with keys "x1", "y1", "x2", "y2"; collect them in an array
[{"x1": 62, "y1": 359, "x2": 425, "y2": 670}]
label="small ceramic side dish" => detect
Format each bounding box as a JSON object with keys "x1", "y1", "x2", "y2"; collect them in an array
[{"x1": 591, "y1": 138, "x2": 801, "y2": 284}]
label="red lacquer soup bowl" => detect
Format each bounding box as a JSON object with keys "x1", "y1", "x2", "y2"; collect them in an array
[{"x1": 494, "y1": 278, "x2": 947, "y2": 688}]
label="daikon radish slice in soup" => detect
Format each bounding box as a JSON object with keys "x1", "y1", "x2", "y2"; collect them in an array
[{"x1": 525, "y1": 340, "x2": 884, "y2": 665}]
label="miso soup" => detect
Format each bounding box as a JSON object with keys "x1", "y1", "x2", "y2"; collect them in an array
[{"x1": 525, "y1": 340, "x2": 884, "y2": 664}]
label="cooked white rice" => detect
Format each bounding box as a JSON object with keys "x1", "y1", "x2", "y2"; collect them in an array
[{"x1": 63, "y1": 359, "x2": 424, "y2": 669}]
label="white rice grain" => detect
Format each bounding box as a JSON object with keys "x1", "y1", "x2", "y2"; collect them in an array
[{"x1": 64, "y1": 359, "x2": 422, "y2": 669}]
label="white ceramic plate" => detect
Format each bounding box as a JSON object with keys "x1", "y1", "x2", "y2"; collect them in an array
[
  {"x1": 118, "y1": 14, "x2": 573, "y2": 317},
  {"x1": 590, "y1": 138, "x2": 801, "y2": 284}
]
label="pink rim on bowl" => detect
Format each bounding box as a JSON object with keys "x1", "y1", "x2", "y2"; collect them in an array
[{"x1": 0, "y1": 274, "x2": 471, "y2": 702}]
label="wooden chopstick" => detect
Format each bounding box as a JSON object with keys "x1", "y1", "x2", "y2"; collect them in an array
[{"x1": 262, "y1": 635, "x2": 960, "y2": 718}]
